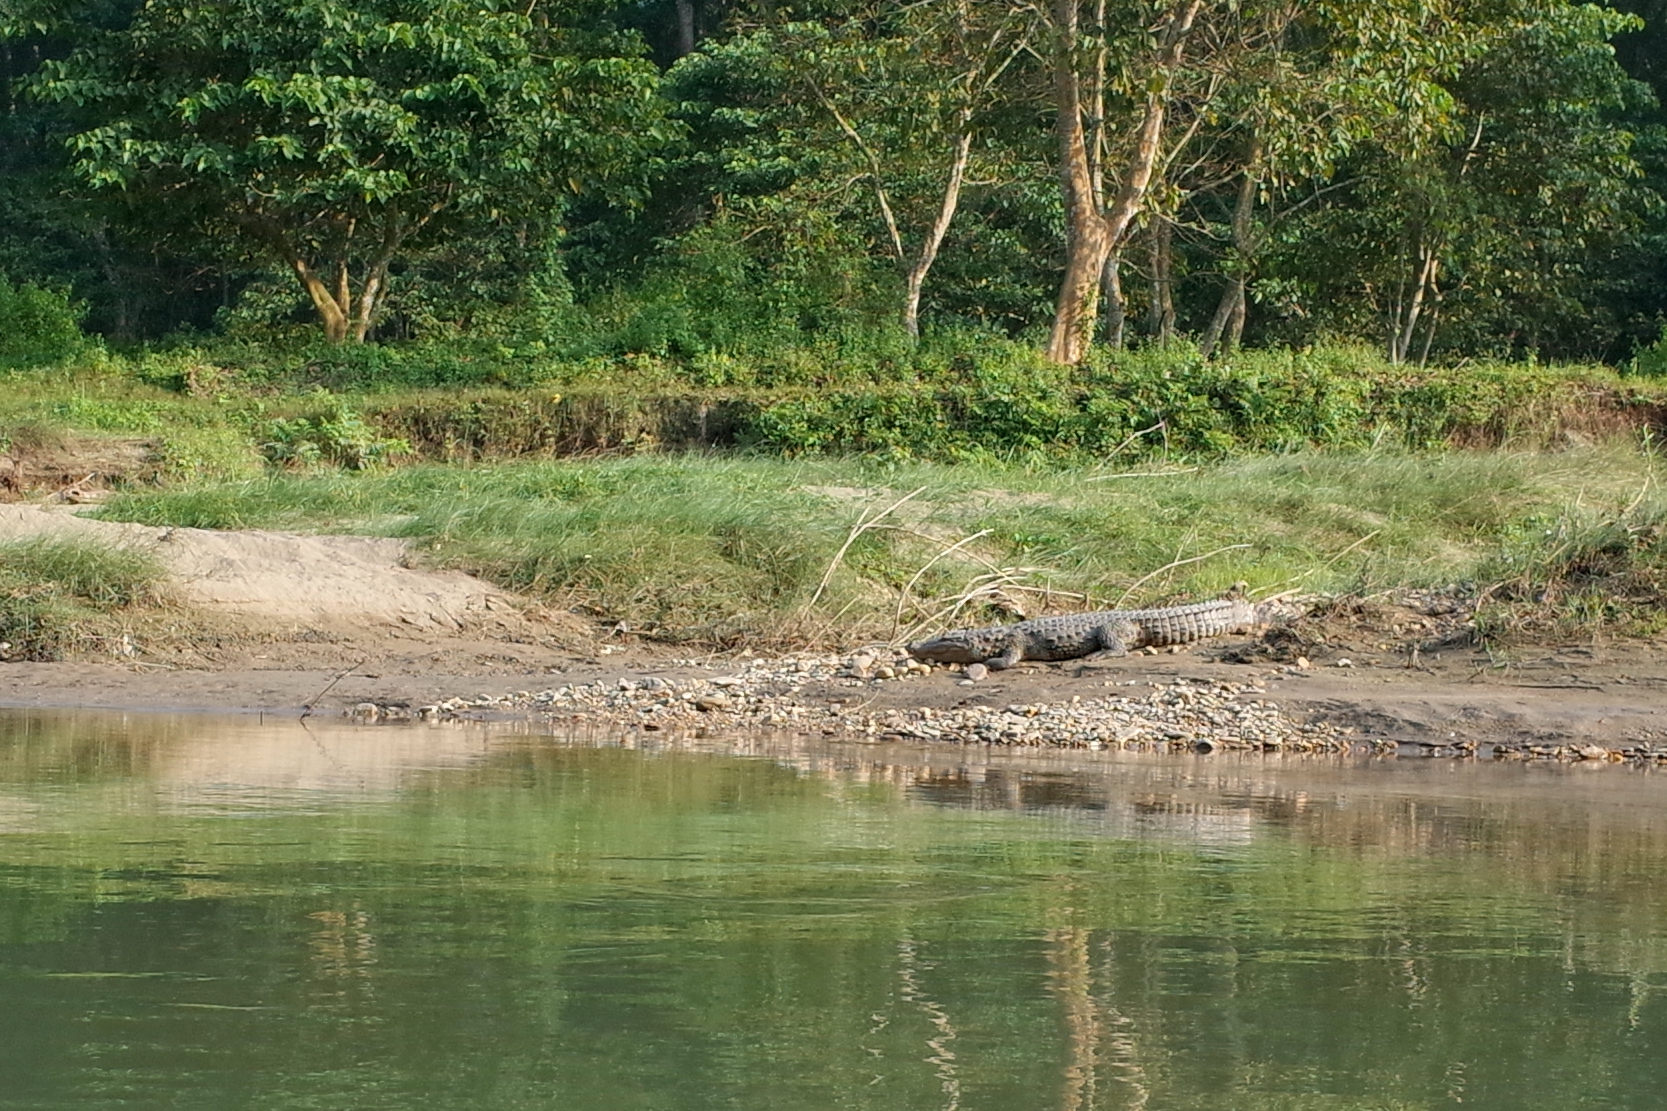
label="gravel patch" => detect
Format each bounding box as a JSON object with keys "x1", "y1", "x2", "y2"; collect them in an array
[
  {"x1": 351, "y1": 650, "x2": 1366, "y2": 754},
  {"x1": 332, "y1": 647, "x2": 1667, "y2": 765}
]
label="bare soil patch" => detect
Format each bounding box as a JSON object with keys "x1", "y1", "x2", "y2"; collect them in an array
[
  {"x1": 0, "y1": 503, "x2": 510, "y2": 626},
  {"x1": 1, "y1": 434, "x2": 156, "y2": 498}
]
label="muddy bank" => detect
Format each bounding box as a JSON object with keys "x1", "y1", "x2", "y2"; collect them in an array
[{"x1": 2, "y1": 629, "x2": 1662, "y2": 759}]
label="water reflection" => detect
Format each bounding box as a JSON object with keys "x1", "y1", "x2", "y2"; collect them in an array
[{"x1": 0, "y1": 710, "x2": 1665, "y2": 1110}]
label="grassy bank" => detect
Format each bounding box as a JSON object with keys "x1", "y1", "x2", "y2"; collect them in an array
[
  {"x1": 6, "y1": 337, "x2": 1666, "y2": 653},
  {"x1": 93, "y1": 445, "x2": 1667, "y2": 647},
  {"x1": 0, "y1": 538, "x2": 166, "y2": 660}
]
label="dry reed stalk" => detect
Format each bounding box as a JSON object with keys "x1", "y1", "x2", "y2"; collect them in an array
[
  {"x1": 1113, "y1": 543, "x2": 1252, "y2": 608},
  {"x1": 900, "y1": 566, "x2": 1052, "y2": 644},
  {"x1": 890, "y1": 529, "x2": 994, "y2": 641},
  {"x1": 805, "y1": 486, "x2": 926, "y2": 610}
]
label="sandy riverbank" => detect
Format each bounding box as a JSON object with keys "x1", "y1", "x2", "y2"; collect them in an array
[{"x1": 1, "y1": 503, "x2": 1662, "y2": 754}]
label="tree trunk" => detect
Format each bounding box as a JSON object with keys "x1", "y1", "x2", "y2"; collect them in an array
[
  {"x1": 1102, "y1": 249, "x2": 1126, "y2": 349},
  {"x1": 674, "y1": 0, "x2": 697, "y2": 58},
  {"x1": 1201, "y1": 276, "x2": 1249, "y2": 357},
  {"x1": 1390, "y1": 243, "x2": 1439, "y2": 364},
  {"x1": 1199, "y1": 154, "x2": 1257, "y2": 358},
  {"x1": 1146, "y1": 217, "x2": 1176, "y2": 342},
  {"x1": 1225, "y1": 277, "x2": 1247, "y2": 350},
  {"x1": 291, "y1": 259, "x2": 352, "y2": 343},
  {"x1": 89, "y1": 223, "x2": 135, "y2": 345},
  {"x1": 902, "y1": 129, "x2": 974, "y2": 339},
  {"x1": 1045, "y1": 0, "x2": 1204, "y2": 364}
]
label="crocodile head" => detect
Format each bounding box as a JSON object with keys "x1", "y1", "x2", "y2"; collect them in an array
[{"x1": 906, "y1": 629, "x2": 997, "y2": 665}]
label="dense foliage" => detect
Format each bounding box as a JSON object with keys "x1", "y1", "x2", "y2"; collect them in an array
[{"x1": 1, "y1": 0, "x2": 1663, "y2": 364}]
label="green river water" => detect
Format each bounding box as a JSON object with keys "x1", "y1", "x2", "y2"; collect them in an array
[{"x1": 1, "y1": 710, "x2": 1665, "y2": 1110}]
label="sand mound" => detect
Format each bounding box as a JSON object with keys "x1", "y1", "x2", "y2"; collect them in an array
[{"x1": 0, "y1": 505, "x2": 510, "y2": 627}]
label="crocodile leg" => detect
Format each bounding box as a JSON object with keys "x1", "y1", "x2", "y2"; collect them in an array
[
  {"x1": 985, "y1": 639, "x2": 1025, "y2": 670},
  {"x1": 1095, "y1": 617, "x2": 1139, "y2": 656}
]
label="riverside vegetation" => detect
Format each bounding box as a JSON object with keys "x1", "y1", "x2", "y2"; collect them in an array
[
  {"x1": 3, "y1": 0, "x2": 1667, "y2": 662},
  {"x1": 5, "y1": 330, "x2": 1667, "y2": 659}
]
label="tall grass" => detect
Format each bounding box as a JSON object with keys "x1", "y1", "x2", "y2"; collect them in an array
[
  {"x1": 96, "y1": 445, "x2": 1664, "y2": 645},
  {"x1": 0, "y1": 538, "x2": 166, "y2": 660}
]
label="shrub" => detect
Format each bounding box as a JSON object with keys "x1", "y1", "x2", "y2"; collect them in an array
[
  {"x1": 0, "y1": 279, "x2": 85, "y2": 368},
  {"x1": 256, "y1": 394, "x2": 412, "y2": 470},
  {"x1": 1630, "y1": 324, "x2": 1667, "y2": 379}
]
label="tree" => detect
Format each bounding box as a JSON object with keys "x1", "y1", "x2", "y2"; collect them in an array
[
  {"x1": 30, "y1": 0, "x2": 670, "y2": 342},
  {"x1": 1262, "y1": 0, "x2": 1652, "y2": 362},
  {"x1": 767, "y1": 2, "x2": 1038, "y2": 338},
  {"x1": 1041, "y1": 0, "x2": 1483, "y2": 364},
  {"x1": 1045, "y1": 0, "x2": 1205, "y2": 365}
]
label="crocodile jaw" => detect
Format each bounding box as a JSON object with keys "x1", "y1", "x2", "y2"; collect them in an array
[{"x1": 906, "y1": 634, "x2": 990, "y2": 665}]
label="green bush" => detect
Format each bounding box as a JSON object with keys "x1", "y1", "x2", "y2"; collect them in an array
[
  {"x1": 0, "y1": 278, "x2": 85, "y2": 368},
  {"x1": 1630, "y1": 325, "x2": 1667, "y2": 379},
  {"x1": 740, "y1": 341, "x2": 1637, "y2": 462},
  {"x1": 255, "y1": 393, "x2": 412, "y2": 470}
]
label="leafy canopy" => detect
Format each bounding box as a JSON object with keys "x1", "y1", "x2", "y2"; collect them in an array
[{"x1": 29, "y1": 0, "x2": 673, "y2": 339}]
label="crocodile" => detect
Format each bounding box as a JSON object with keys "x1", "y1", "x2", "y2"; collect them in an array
[{"x1": 906, "y1": 599, "x2": 1276, "y2": 670}]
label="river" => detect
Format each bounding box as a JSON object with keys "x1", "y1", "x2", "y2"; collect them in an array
[{"x1": 1, "y1": 710, "x2": 1663, "y2": 1109}]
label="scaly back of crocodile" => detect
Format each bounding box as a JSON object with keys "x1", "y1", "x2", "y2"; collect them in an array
[
  {"x1": 906, "y1": 598, "x2": 1267, "y2": 665},
  {"x1": 1118, "y1": 599, "x2": 1260, "y2": 645}
]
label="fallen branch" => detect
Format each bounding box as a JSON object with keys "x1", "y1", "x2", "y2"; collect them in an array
[
  {"x1": 300, "y1": 656, "x2": 367, "y2": 721},
  {"x1": 1101, "y1": 420, "x2": 1167, "y2": 460}
]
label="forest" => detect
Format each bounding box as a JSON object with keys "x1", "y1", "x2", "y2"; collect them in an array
[{"x1": 1, "y1": 0, "x2": 1664, "y2": 373}]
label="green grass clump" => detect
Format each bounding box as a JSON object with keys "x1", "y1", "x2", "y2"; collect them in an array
[
  {"x1": 1474, "y1": 500, "x2": 1667, "y2": 638},
  {"x1": 0, "y1": 538, "x2": 166, "y2": 661},
  {"x1": 96, "y1": 444, "x2": 1664, "y2": 646}
]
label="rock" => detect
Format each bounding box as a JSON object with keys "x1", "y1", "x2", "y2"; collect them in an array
[
  {"x1": 693, "y1": 694, "x2": 731, "y2": 712},
  {"x1": 965, "y1": 663, "x2": 989, "y2": 681}
]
